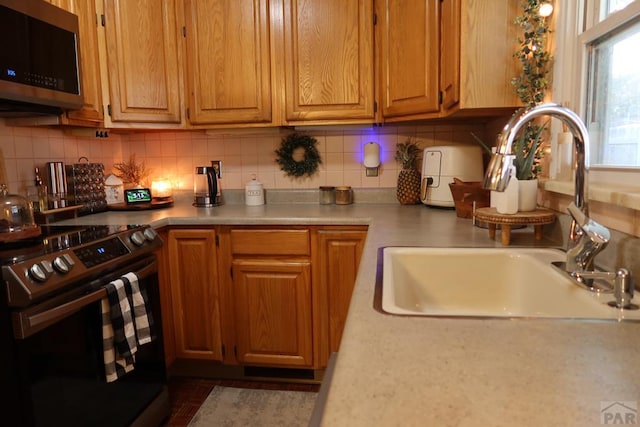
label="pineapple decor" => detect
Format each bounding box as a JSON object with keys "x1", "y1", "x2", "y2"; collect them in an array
[{"x1": 395, "y1": 138, "x2": 422, "y2": 205}]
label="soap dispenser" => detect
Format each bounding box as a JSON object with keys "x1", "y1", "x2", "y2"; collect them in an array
[{"x1": 495, "y1": 156, "x2": 518, "y2": 214}]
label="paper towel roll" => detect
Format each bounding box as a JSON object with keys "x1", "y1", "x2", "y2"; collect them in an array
[{"x1": 363, "y1": 142, "x2": 380, "y2": 167}]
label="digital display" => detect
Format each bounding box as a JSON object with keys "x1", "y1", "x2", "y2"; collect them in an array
[
  {"x1": 74, "y1": 237, "x2": 129, "y2": 267},
  {"x1": 125, "y1": 188, "x2": 152, "y2": 204}
]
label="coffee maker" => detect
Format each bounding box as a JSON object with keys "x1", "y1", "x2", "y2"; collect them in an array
[{"x1": 193, "y1": 162, "x2": 223, "y2": 207}]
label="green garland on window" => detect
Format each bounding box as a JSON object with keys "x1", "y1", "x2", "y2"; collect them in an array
[{"x1": 275, "y1": 133, "x2": 322, "y2": 177}]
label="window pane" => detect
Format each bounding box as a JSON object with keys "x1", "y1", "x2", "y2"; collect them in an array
[
  {"x1": 587, "y1": 17, "x2": 640, "y2": 166},
  {"x1": 606, "y1": 0, "x2": 635, "y2": 15}
]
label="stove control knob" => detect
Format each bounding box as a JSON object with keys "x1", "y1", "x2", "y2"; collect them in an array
[
  {"x1": 130, "y1": 231, "x2": 146, "y2": 246},
  {"x1": 143, "y1": 227, "x2": 157, "y2": 241},
  {"x1": 53, "y1": 254, "x2": 75, "y2": 274},
  {"x1": 29, "y1": 260, "x2": 54, "y2": 282}
]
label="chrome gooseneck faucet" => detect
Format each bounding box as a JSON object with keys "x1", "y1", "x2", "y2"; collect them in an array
[
  {"x1": 483, "y1": 103, "x2": 593, "y2": 265},
  {"x1": 483, "y1": 103, "x2": 634, "y2": 308}
]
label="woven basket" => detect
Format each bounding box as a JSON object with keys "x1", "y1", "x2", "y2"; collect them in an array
[{"x1": 448, "y1": 178, "x2": 490, "y2": 219}]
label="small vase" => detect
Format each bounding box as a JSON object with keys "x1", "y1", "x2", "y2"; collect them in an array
[{"x1": 518, "y1": 178, "x2": 538, "y2": 212}]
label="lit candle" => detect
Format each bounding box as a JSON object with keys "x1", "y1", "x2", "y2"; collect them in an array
[{"x1": 151, "y1": 179, "x2": 173, "y2": 199}]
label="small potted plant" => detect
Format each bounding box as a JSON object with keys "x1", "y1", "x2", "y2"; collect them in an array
[
  {"x1": 113, "y1": 154, "x2": 151, "y2": 188},
  {"x1": 395, "y1": 138, "x2": 422, "y2": 205},
  {"x1": 511, "y1": 0, "x2": 553, "y2": 209}
]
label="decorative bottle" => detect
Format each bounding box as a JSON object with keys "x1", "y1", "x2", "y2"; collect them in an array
[{"x1": 34, "y1": 167, "x2": 47, "y2": 212}]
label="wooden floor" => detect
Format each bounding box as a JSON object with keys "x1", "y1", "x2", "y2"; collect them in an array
[{"x1": 163, "y1": 377, "x2": 321, "y2": 426}]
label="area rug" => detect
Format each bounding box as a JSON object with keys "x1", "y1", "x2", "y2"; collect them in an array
[{"x1": 188, "y1": 386, "x2": 318, "y2": 427}]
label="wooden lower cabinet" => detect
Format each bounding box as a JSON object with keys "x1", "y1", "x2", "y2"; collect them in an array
[
  {"x1": 232, "y1": 259, "x2": 313, "y2": 367},
  {"x1": 313, "y1": 227, "x2": 367, "y2": 367},
  {"x1": 166, "y1": 229, "x2": 223, "y2": 361},
  {"x1": 160, "y1": 225, "x2": 367, "y2": 372}
]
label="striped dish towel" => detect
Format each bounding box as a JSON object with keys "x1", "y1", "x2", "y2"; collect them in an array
[
  {"x1": 121, "y1": 272, "x2": 156, "y2": 345},
  {"x1": 101, "y1": 272, "x2": 156, "y2": 383}
]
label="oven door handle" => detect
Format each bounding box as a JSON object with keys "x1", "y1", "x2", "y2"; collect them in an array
[{"x1": 13, "y1": 259, "x2": 158, "y2": 339}]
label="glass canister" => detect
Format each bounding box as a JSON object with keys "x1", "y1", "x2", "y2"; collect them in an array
[
  {"x1": 335, "y1": 186, "x2": 353, "y2": 205},
  {"x1": 319, "y1": 186, "x2": 335, "y2": 205}
]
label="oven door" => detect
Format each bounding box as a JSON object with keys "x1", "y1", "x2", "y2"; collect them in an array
[{"x1": 2, "y1": 255, "x2": 169, "y2": 427}]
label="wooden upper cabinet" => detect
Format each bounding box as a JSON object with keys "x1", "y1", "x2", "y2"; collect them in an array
[
  {"x1": 442, "y1": 0, "x2": 521, "y2": 115},
  {"x1": 378, "y1": 0, "x2": 440, "y2": 119},
  {"x1": 101, "y1": 0, "x2": 183, "y2": 124},
  {"x1": 44, "y1": 0, "x2": 104, "y2": 124},
  {"x1": 183, "y1": 0, "x2": 273, "y2": 125},
  {"x1": 440, "y1": 0, "x2": 460, "y2": 111},
  {"x1": 282, "y1": 0, "x2": 375, "y2": 124}
]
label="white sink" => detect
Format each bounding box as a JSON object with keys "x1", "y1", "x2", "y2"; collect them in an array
[{"x1": 380, "y1": 247, "x2": 640, "y2": 320}]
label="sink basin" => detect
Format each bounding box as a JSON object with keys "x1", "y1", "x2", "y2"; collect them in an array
[{"x1": 380, "y1": 247, "x2": 640, "y2": 320}]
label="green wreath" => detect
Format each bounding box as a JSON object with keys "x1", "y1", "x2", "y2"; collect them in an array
[{"x1": 275, "y1": 133, "x2": 322, "y2": 177}]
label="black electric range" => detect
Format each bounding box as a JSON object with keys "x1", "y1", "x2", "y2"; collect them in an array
[{"x1": 1, "y1": 224, "x2": 162, "y2": 308}]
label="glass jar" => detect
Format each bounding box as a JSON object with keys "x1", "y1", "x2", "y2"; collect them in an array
[
  {"x1": 319, "y1": 186, "x2": 335, "y2": 205},
  {"x1": 335, "y1": 186, "x2": 353, "y2": 205}
]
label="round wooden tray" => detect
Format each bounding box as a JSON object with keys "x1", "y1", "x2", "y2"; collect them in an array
[
  {"x1": 474, "y1": 207, "x2": 556, "y2": 245},
  {"x1": 108, "y1": 198, "x2": 174, "y2": 211},
  {"x1": 0, "y1": 225, "x2": 42, "y2": 243}
]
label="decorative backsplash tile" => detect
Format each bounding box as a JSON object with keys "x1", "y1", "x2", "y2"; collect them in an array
[
  {"x1": 1, "y1": 118, "x2": 639, "y2": 237},
  {"x1": 0, "y1": 120, "x2": 488, "y2": 196}
]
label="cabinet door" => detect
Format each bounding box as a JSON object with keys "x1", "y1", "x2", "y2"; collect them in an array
[
  {"x1": 283, "y1": 0, "x2": 375, "y2": 123},
  {"x1": 442, "y1": 0, "x2": 521, "y2": 113},
  {"x1": 183, "y1": 0, "x2": 273, "y2": 125},
  {"x1": 232, "y1": 259, "x2": 313, "y2": 367},
  {"x1": 101, "y1": 0, "x2": 182, "y2": 124},
  {"x1": 314, "y1": 229, "x2": 366, "y2": 367},
  {"x1": 167, "y1": 229, "x2": 223, "y2": 361},
  {"x1": 378, "y1": 0, "x2": 440, "y2": 118},
  {"x1": 45, "y1": 0, "x2": 104, "y2": 124},
  {"x1": 440, "y1": 0, "x2": 460, "y2": 110}
]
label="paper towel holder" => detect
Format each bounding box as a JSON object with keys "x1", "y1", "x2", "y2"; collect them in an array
[{"x1": 363, "y1": 142, "x2": 380, "y2": 177}]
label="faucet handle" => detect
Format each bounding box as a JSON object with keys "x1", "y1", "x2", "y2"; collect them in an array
[
  {"x1": 567, "y1": 202, "x2": 611, "y2": 245},
  {"x1": 566, "y1": 202, "x2": 587, "y2": 228}
]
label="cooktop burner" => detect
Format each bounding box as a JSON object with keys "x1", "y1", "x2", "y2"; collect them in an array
[
  {"x1": 0, "y1": 225, "x2": 131, "y2": 265},
  {"x1": 1, "y1": 224, "x2": 163, "y2": 307}
]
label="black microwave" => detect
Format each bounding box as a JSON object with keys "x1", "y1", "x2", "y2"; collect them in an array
[{"x1": 0, "y1": 0, "x2": 83, "y2": 116}]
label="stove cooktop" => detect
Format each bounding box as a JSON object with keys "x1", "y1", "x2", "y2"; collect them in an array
[
  {"x1": 0, "y1": 225, "x2": 137, "y2": 265},
  {"x1": 1, "y1": 224, "x2": 163, "y2": 307}
]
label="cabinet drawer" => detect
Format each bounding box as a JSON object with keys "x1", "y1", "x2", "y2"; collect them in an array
[{"x1": 230, "y1": 229, "x2": 310, "y2": 256}]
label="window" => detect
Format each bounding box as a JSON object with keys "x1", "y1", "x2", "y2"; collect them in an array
[{"x1": 583, "y1": 1, "x2": 640, "y2": 167}]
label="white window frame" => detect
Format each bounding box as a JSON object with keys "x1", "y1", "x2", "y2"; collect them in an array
[{"x1": 553, "y1": 0, "x2": 640, "y2": 188}]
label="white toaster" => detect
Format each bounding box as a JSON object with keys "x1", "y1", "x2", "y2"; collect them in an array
[{"x1": 420, "y1": 145, "x2": 484, "y2": 207}]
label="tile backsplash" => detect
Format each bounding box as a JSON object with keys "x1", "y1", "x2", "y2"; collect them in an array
[
  {"x1": 0, "y1": 119, "x2": 488, "y2": 196},
  {"x1": 2, "y1": 118, "x2": 640, "y2": 237}
]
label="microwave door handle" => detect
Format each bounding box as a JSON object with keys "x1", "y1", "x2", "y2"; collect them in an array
[{"x1": 13, "y1": 259, "x2": 158, "y2": 339}]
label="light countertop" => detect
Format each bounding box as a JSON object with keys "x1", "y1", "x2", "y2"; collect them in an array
[{"x1": 54, "y1": 195, "x2": 640, "y2": 427}]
